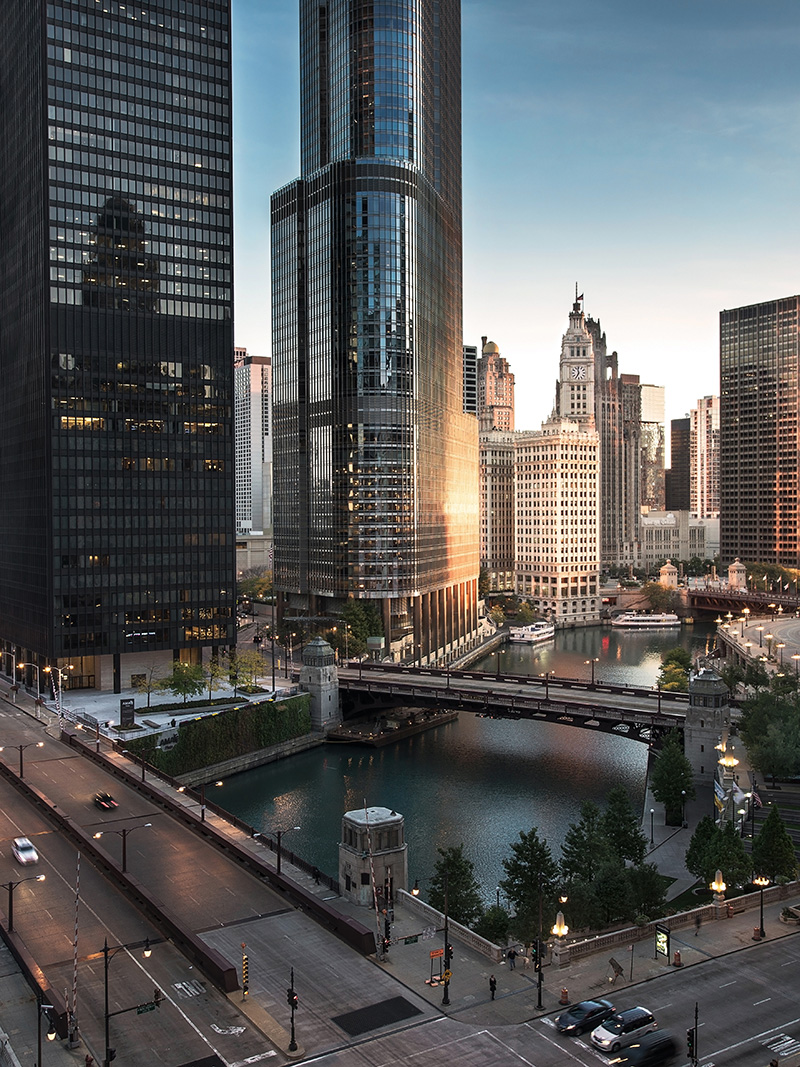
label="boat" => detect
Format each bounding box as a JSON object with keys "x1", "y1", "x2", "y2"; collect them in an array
[
  {"x1": 508, "y1": 620, "x2": 555, "y2": 643},
  {"x1": 611, "y1": 612, "x2": 680, "y2": 629}
]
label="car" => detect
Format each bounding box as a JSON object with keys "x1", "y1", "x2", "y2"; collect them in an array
[
  {"x1": 611, "y1": 1030, "x2": 678, "y2": 1066},
  {"x1": 93, "y1": 792, "x2": 119, "y2": 810},
  {"x1": 591, "y1": 1007, "x2": 657, "y2": 1053},
  {"x1": 556, "y1": 998, "x2": 615, "y2": 1035},
  {"x1": 11, "y1": 837, "x2": 39, "y2": 865}
]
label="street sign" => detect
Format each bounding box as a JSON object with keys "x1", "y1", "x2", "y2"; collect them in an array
[
  {"x1": 430, "y1": 948, "x2": 444, "y2": 959},
  {"x1": 422, "y1": 925, "x2": 436, "y2": 941},
  {"x1": 443, "y1": 969, "x2": 452, "y2": 981},
  {"x1": 136, "y1": 1002, "x2": 156, "y2": 1015},
  {"x1": 404, "y1": 935, "x2": 419, "y2": 945}
]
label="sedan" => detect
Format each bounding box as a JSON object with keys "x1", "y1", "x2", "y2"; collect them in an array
[
  {"x1": 556, "y1": 999, "x2": 615, "y2": 1036},
  {"x1": 12, "y1": 837, "x2": 39, "y2": 865},
  {"x1": 611, "y1": 1030, "x2": 678, "y2": 1066},
  {"x1": 93, "y1": 792, "x2": 119, "y2": 810}
]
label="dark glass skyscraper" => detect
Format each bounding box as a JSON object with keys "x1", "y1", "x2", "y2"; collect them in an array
[
  {"x1": 272, "y1": 0, "x2": 479, "y2": 663},
  {"x1": 720, "y1": 296, "x2": 800, "y2": 566},
  {"x1": 0, "y1": 0, "x2": 235, "y2": 693}
]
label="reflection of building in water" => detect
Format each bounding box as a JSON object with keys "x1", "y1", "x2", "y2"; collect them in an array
[{"x1": 82, "y1": 197, "x2": 159, "y2": 311}]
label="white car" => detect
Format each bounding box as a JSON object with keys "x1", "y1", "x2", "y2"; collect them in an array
[
  {"x1": 591, "y1": 1007, "x2": 657, "y2": 1053},
  {"x1": 12, "y1": 836, "x2": 39, "y2": 865}
]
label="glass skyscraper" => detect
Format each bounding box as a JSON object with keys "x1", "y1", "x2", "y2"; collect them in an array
[
  {"x1": 272, "y1": 0, "x2": 479, "y2": 663},
  {"x1": 0, "y1": 0, "x2": 235, "y2": 693}
]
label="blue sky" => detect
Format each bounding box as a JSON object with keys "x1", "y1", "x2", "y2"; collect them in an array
[{"x1": 232, "y1": 0, "x2": 800, "y2": 430}]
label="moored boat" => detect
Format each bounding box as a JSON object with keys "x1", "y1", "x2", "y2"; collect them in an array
[
  {"x1": 508, "y1": 620, "x2": 556, "y2": 643},
  {"x1": 611, "y1": 612, "x2": 680, "y2": 629}
]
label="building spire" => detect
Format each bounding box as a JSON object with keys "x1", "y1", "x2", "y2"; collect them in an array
[{"x1": 573, "y1": 284, "x2": 584, "y2": 313}]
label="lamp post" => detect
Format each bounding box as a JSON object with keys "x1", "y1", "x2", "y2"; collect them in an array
[
  {"x1": 681, "y1": 790, "x2": 686, "y2": 827},
  {"x1": 17, "y1": 662, "x2": 42, "y2": 700},
  {"x1": 37, "y1": 989, "x2": 57, "y2": 1066},
  {"x1": 198, "y1": 779, "x2": 223, "y2": 822},
  {"x1": 741, "y1": 606, "x2": 750, "y2": 635},
  {"x1": 756, "y1": 625, "x2": 764, "y2": 647},
  {"x1": 540, "y1": 671, "x2": 552, "y2": 700},
  {"x1": 43, "y1": 664, "x2": 74, "y2": 708},
  {"x1": 442, "y1": 868, "x2": 451, "y2": 1006},
  {"x1": 753, "y1": 875, "x2": 769, "y2": 938},
  {"x1": 710, "y1": 869, "x2": 726, "y2": 904},
  {"x1": 649, "y1": 808, "x2": 655, "y2": 846},
  {"x1": 793, "y1": 654, "x2": 800, "y2": 678},
  {"x1": 102, "y1": 937, "x2": 153, "y2": 1067},
  {"x1": 287, "y1": 967, "x2": 298, "y2": 1052},
  {"x1": 777, "y1": 642, "x2": 786, "y2": 666},
  {"x1": 93, "y1": 824, "x2": 152, "y2": 873},
  {"x1": 656, "y1": 681, "x2": 662, "y2": 713},
  {"x1": 2, "y1": 874, "x2": 46, "y2": 932},
  {"x1": 0, "y1": 740, "x2": 44, "y2": 779},
  {"x1": 585, "y1": 657, "x2": 599, "y2": 684},
  {"x1": 260, "y1": 825, "x2": 301, "y2": 876},
  {"x1": 766, "y1": 633, "x2": 774, "y2": 657}
]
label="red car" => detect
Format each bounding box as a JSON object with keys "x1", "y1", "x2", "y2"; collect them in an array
[{"x1": 93, "y1": 792, "x2": 119, "y2": 810}]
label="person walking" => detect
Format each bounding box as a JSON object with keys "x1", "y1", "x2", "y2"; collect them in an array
[
  {"x1": 695, "y1": 912, "x2": 701, "y2": 936},
  {"x1": 507, "y1": 947, "x2": 517, "y2": 970},
  {"x1": 489, "y1": 974, "x2": 497, "y2": 1000}
]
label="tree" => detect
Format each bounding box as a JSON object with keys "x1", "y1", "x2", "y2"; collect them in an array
[
  {"x1": 602, "y1": 786, "x2": 647, "y2": 866},
  {"x1": 650, "y1": 730, "x2": 696, "y2": 825},
  {"x1": 592, "y1": 862, "x2": 635, "y2": 925},
  {"x1": 489, "y1": 604, "x2": 505, "y2": 628},
  {"x1": 561, "y1": 801, "x2": 610, "y2": 883},
  {"x1": 515, "y1": 602, "x2": 535, "y2": 625},
  {"x1": 237, "y1": 566, "x2": 273, "y2": 600},
  {"x1": 428, "y1": 844, "x2": 484, "y2": 928},
  {"x1": 658, "y1": 647, "x2": 691, "y2": 692},
  {"x1": 500, "y1": 827, "x2": 559, "y2": 942},
  {"x1": 204, "y1": 653, "x2": 229, "y2": 701},
  {"x1": 158, "y1": 661, "x2": 205, "y2": 704},
  {"x1": 640, "y1": 582, "x2": 679, "y2": 613},
  {"x1": 751, "y1": 806, "x2": 798, "y2": 882},
  {"x1": 705, "y1": 821, "x2": 751, "y2": 888},
  {"x1": 627, "y1": 862, "x2": 667, "y2": 919},
  {"x1": 474, "y1": 904, "x2": 510, "y2": 945},
  {"x1": 742, "y1": 661, "x2": 770, "y2": 692},
  {"x1": 719, "y1": 663, "x2": 745, "y2": 698},
  {"x1": 132, "y1": 662, "x2": 165, "y2": 709},
  {"x1": 685, "y1": 815, "x2": 718, "y2": 880},
  {"x1": 740, "y1": 691, "x2": 800, "y2": 783},
  {"x1": 233, "y1": 648, "x2": 268, "y2": 691},
  {"x1": 478, "y1": 568, "x2": 491, "y2": 599}
]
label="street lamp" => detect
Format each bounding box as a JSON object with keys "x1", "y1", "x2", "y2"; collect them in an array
[
  {"x1": 17, "y1": 662, "x2": 42, "y2": 700},
  {"x1": 42, "y1": 663, "x2": 74, "y2": 708},
  {"x1": 766, "y1": 633, "x2": 774, "y2": 656},
  {"x1": 93, "y1": 824, "x2": 152, "y2": 873},
  {"x1": 792, "y1": 653, "x2": 800, "y2": 678},
  {"x1": 753, "y1": 875, "x2": 769, "y2": 938},
  {"x1": 0, "y1": 740, "x2": 44, "y2": 779},
  {"x1": 741, "y1": 607, "x2": 750, "y2": 635},
  {"x1": 198, "y1": 779, "x2": 224, "y2": 822},
  {"x1": 1, "y1": 874, "x2": 45, "y2": 932},
  {"x1": 551, "y1": 910, "x2": 568, "y2": 938},
  {"x1": 101, "y1": 937, "x2": 155, "y2": 1067},
  {"x1": 37, "y1": 990, "x2": 57, "y2": 1067},
  {"x1": 585, "y1": 657, "x2": 599, "y2": 684},
  {"x1": 540, "y1": 671, "x2": 552, "y2": 700},
  {"x1": 258, "y1": 825, "x2": 301, "y2": 876},
  {"x1": 442, "y1": 868, "x2": 451, "y2": 1006},
  {"x1": 681, "y1": 790, "x2": 686, "y2": 826},
  {"x1": 777, "y1": 642, "x2": 786, "y2": 665},
  {"x1": 756, "y1": 626, "x2": 764, "y2": 647},
  {"x1": 650, "y1": 808, "x2": 655, "y2": 846},
  {"x1": 710, "y1": 869, "x2": 726, "y2": 902}
]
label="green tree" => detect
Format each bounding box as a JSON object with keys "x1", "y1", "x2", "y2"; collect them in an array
[
  {"x1": 474, "y1": 904, "x2": 510, "y2": 945},
  {"x1": 237, "y1": 566, "x2": 273, "y2": 600},
  {"x1": 740, "y1": 691, "x2": 800, "y2": 783},
  {"x1": 428, "y1": 844, "x2": 484, "y2": 928},
  {"x1": 751, "y1": 805, "x2": 798, "y2": 882},
  {"x1": 640, "y1": 582, "x2": 680, "y2": 612},
  {"x1": 650, "y1": 730, "x2": 696, "y2": 825},
  {"x1": 158, "y1": 661, "x2": 205, "y2": 704},
  {"x1": 132, "y1": 662, "x2": 165, "y2": 709},
  {"x1": 500, "y1": 827, "x2": 559, "y2": 942},
  {"x1": 204, "y1": 653, "x2": 229, "y2": 701},
  {"x1": 719, "y1": 663, "x2": 745, "y2": 698},
  {"x1": 489, "y1": 604, "x2": 505, "y2": 627},
  {"x1": 705, "y1": 821, "x2": 751, "y2": 888},
  {"x1": 592, "y1": 861, "x2": 635, "y2": 925},
  {"x1": 561, "y1": 801, "x2": 610, "y2": 883},
  {"x1": 478, "y1": 568, "x2": 491, "y2": 598},
  {"x1": 627, "y1": 862, "x2": 667, "y2": 919},
  {"x1": 658, "y1": 647, "x2": 691, "y2": 691},
  {"x1": 685, "y1": 815, "x2": 718, "y2": 880},
  {"x1": 602, "y1": 786, "x2": 647, "y2": 866},
  {"x1": 233, "y1": 648, "x2": 269, "y2": 690},
  {"x1": 515, "y1": 602, "x2": 535, "y2": 625},
  {"x1": 742, "y1": 661, "x2": 770, "y2": 691}
]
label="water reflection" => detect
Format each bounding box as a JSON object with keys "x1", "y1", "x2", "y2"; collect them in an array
[{"x1": 221, "y1": 623, "x2": 714, "y2": 903}]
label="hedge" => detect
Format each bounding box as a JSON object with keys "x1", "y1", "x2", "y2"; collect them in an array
[{"x1": 125, "y1": 695, "x2": 312, "y2": 776}]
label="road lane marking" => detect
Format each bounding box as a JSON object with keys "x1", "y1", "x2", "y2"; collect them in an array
[
  {"x1": 702, "y1": 1012, "x2": 800, "y2": 1059},
  {"x1": 230, "y1": 1055, "x2": 276, "y2": 1064},
  {"x1": 719, "y1": 980, "x2": 737, "y2": 987},
  {"x1": 754, "y1": 998, "x2": 772, "y2": 1005}
]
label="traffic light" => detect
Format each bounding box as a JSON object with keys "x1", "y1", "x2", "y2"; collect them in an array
[
  {"x1": 242, "y1": 954, "x2": 249, "y2": 997},
  {"x1": 108, "y1": 1050, "x2": 116, "y2": 1062},
  {"x1": 154, "y1": 988, "x2": 163, "y2": 1007},
  {"x1": 287, "y1": 988, "x2": 298, "y2": 1011},
  {"x1": 686, "y1": 1028, "x2": 695, "y2": 1059}
]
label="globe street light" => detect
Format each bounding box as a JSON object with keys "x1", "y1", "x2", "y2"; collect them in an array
[
  {"x1": 93, "y1": 823, "x2": 152, "y2": 873},
  {"x1": 585, "y1": 657, "x2": 599, "y2": 684},
  {"x1": 0, "y1": 740, "x2": 44, "y2": 779},
  {"x1": 650, "y1": 808, "x2": 655, "y2": 846},
  {"x1": 16, "y1": 662, "x2": 42, "y2": 700},
  {"x1": 37, "y1": 990, "x2": 57, "y2": 1067},
  {"x1": 1, "y1": 874, "x2": 46, "y2": 932},
  {"x1": 756, "y1": 625, "x2": 764, "y2": 647},
  {"x1": 43, "y1": 663, "x2": 74, "y2": 708},
  {"x1": 256, "y1": 825, "x2": 301, "y2": 876},
  {"x1": 792, "y1": 653, "x2": 800, "y2": 678},
  {"x1": 101, "y1": 937, "x2": 155, "y2": 1067},
  {"x1": 777, "y1": 642, "x2": 786, "y2": 665}
]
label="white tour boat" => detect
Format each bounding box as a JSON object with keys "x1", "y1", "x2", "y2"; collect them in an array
[
  {"x1": 611, "y1": 612, "x2": 680, "y2": 629},
  {"x1": 508, "y1": 620, "x2": 556, "y2": 643}
]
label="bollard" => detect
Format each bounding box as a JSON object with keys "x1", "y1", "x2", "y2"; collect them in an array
[
  {"x1": 672, "y1": 950, "x2": 682, "y2": 968},
  {"x1": 752, "y1": 926, "x2": 762, "y2": 941},
  {"x1": 560, "y1": 987, "x2": 569, "y2": 1005}
]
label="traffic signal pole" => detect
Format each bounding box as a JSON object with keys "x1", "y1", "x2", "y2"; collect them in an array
[{"x1": 287, "y1": 968, "x2": 298, "y2": 1052}]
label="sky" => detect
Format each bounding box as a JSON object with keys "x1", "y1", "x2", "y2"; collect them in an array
[{"x1": 231, "y1": 0, "x2": 800, "y2": 431}]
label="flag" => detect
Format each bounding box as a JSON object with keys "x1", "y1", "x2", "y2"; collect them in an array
[
  {"x1": 577, "y1": 293, "x2": 584, "y2": 301},
  {"x1": 714, "y1": 793, "x2": 724, "y2": 812},
  {"x1": 714, "y1": 779, "x2": 726, "y2": 802},
  {"x1": 785, "y1": 582, "x2": 790, "y2": 590},
  {"x1": 732, "y1": 783, "x2": 747, "y2": 805},
  {"x1": 753, "y1": 790, "x2": 763, "y2": 808},
  {"x1": 763, "y1": 574, "x2": 768, "y2": 582}
]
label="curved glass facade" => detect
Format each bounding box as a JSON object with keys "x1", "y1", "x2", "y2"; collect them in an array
[{"x1": 273, "y1": 0, "x2": 478, "y2": 662}]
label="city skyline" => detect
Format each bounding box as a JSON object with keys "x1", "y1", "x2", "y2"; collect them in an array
[{"x1": 232, "y1": 0, "x2": 800, "y2": 431}]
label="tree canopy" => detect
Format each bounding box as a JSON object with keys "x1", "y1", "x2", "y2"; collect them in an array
[
  {"x1": 500, "y1": 827, "x2": 559, "y2": 941},
  {"x1": 428, "y1": 844, "x2": 484, "y2": 928},
  {"x1": 650, "y1": 730, "x2": 696, "y2": 825},
  {"x1": 158, "y1": 661, "x2": 205, "y2": 703},
  {"x1": 751, "y1": 806, "x2": 798, "y2": 883},
  {"x1": 739, "y1": 691, "x2": 800, "y2": 782},
  {"x1": 602, "y1": 786, "x2": 647, "y2": 866}
]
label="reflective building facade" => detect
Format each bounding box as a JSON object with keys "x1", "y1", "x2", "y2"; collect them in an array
[
  {"x1": 272, "y1": 0, "x2": 479, "y2": 663},
  {"x1": 0, "y1": 1, "x2": 235, "y2": 692},
  {"x1": 720, "y1": 297, "x2": 800, "y2": 566}
]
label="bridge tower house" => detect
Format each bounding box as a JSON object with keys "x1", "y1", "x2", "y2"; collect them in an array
[
  {"x1": 299, "y1": 635, "x2": 342, "y2": 731},
  {"x1": 684, "y1": 666, "x2": 734, "y2": 784},
  {"x1": 338, "y1": 806, "x2": 408, "y2": 909}
]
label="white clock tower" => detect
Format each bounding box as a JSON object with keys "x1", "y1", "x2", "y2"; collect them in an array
[{"x1": 558, "y1": 289, "x2": 596, "y2": 426}]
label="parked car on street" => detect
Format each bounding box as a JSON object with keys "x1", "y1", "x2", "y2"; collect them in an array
[{"x1": 12, "y1": 837, "x2": 39, "y2": 865}]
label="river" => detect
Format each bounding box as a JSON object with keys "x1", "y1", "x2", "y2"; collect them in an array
[{"x1": 219, "y1": 622, "x2": 716, "y2": 903}]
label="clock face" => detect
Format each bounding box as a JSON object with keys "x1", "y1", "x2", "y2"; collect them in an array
[{"x1": 571, "y1": 365, "x2": 587, "y2": 381}]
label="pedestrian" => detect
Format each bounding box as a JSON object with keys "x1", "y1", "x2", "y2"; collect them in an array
[
  {"x1": 694, "y1": 912, "x2": 701, "y2": 936},
  {"x1": 507, "y1": 947, "x2": 517, "y2": 970},
  {"x1": 489, "y1": 974, "x2": 497, "y2": 1000}
]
